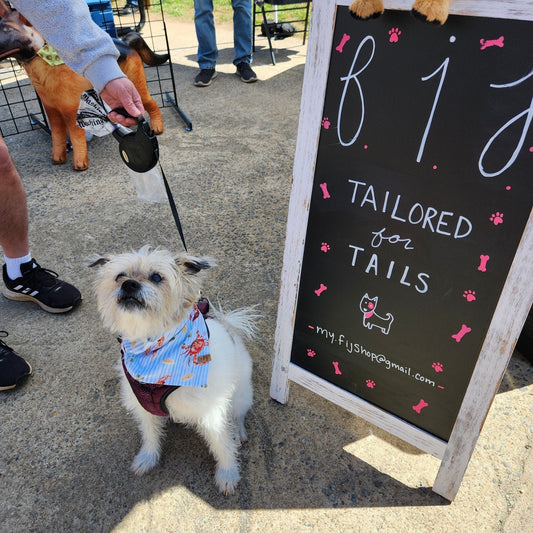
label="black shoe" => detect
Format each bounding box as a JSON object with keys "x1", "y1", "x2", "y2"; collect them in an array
[
  {"x1": 2, "y1": 259, "x2": 81, "y2": 313},
  {"x1": 194, "y1": 68, "x2": 218, "y2": 87},
  {"x1": 0, "y1": 332, "x2": 32, "y2": 391},
  {"x1": 235, "y1": 62, "x2": 258, "y2": 83},
  {"x1": 117, "y1": 4, "x2": 139, "y2": 15}
]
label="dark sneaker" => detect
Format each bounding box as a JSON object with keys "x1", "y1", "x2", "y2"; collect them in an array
[
  {"x1": 194, "y1": 68, "x2": 217, "y2": 87},
  {"x1": 0, "y1": 332, "x2": 32, "y2": 391},
  {"x1": 235, "y1": 62, "x2": 258, "y2": 83},
  {"x1": 2, "y1": 259, "x2": 81, "y2": 313}
]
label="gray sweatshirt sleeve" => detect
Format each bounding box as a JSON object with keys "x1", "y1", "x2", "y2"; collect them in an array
[{"x1": 10, "y1": 0, "x2": 125, "y2": 92}]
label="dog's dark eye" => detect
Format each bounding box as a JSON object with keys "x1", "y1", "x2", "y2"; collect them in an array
[
  {"x1": 115, "y1": 272, "x2": 127, "y2": 282},
  {"x1": 150, "y1": 273, "x2": 163, "y2": 283}
]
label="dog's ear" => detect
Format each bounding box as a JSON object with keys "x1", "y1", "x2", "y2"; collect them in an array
[
  {"x1": 88, "y1": 257, "x2": 111, "y2": 268},
  {"x1": 0, "y1": 0, "x2": 12, "y2": 19},
  {"x1": 175, "y1": 255, "x2": 214, "y2": 275},
  {"x1": 182, "y1": 258, "x2": 212, "y2": 274}
]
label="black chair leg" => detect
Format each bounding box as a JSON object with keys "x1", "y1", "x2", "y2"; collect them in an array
[
  {"x1": 303, "y1": 0, "x2": 311, "y2": 45},
  {"x1": 253, "y1": 1, "x2": 257, "y2": 52},
  {"x1": 261, "y1": 4, "x2": 276, "y2": 65}
]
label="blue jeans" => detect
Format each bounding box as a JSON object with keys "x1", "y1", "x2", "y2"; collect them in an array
[{"x1": 193, "y1": 0, "x2": 253, "y2": 69}]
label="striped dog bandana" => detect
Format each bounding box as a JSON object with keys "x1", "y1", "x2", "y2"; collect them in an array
[{"x1": 121, "y1": 305, "x2": 211, "y2": 388}]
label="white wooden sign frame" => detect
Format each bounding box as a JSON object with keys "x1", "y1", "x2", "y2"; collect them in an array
[{"x1": 271, "y1": 0, "x2": 533, "y2": 501}]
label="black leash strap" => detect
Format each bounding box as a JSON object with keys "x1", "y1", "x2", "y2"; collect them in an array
[
  {"x1": 159, "y1": 164, "x2": 188, "y2": 252},
  {"x1": 108, "y1": 108, "x2": 188, "y2": 251}
]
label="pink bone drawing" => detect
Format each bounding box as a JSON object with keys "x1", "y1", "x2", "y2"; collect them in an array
[
  {"x1": 319, "y1": 182, "x2": 331, "y2": 199},
  {"x1": 412, "y1": 399, "x2": 428, "y2": 414},
  {"x1": 452, "y1": 324, "x2": 472, "y2": 343},
  {"x1": 478, "y1": 254, "x2": 490, "y2": 272},
  {"x1": 480, "y1": 36, "x2": 504, "y2": 50},
  {"x1": 314, "y1": 283, "x2": 327, "y2": 296},
  {"x1": 332, "y1": 361, "x2": 342, "y2": 375},
  {"x1": 336, "y1": 33, "x2": 350, "y2": 53}
]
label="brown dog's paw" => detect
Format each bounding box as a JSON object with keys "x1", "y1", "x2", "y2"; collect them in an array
[
  {"x1": 349, "y1": 0, "x2": 384, "y2": 19},
  {"x1": 146, "y1": 108, "x2": 164, "y2": 135},
  {"x1": 151, "y1": 123, "x2": 164, "y2": 135},
  {"x1": 412, "y1": 0, "x2": 450, "y2": 25},
  {"x1": 51, "y1": 155, "x2": 67, "y2": 165},
  {"x1": 73, "y1": 159, "x2": 89, "y2": 171}
]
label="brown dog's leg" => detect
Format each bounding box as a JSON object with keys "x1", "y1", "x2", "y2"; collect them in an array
[
  {"x1": 349, "y1": 0, "x2": 384, "y2": 19},
  {"x1": 119, "y1": 54, "x2": 164, "y2": 134},
  {"x1": 47, "y1": 110, "x2": 88, "y2": 171},
  {"x1": 46, "y1": 108, "x2": 68, "y2": 165},
  {"x1": 65, "y1": 120, "x2": 89, "y2": 171},
  {"x1": 142, "y1": 99, "x2": 164, "y2": 135},
  {"x1": 412, "y1": 0, "x2": 452, "y2": 24}
]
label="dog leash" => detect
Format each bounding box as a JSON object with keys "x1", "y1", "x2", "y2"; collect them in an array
[
  {"x1": 112, "y1": 112, "x2": 188, "y2": 252},
  {"x1": 159, "y1": 163, "x2": 188, "y2": 252}
]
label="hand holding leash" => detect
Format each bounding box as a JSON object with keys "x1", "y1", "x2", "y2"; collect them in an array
[{"x1": 100, "y1": 77, "x2": 145, "y2": 127}]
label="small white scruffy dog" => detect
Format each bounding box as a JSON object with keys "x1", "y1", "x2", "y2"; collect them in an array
[{"x1": 91, "y1": 246, "x2": 256, "y2": 495}]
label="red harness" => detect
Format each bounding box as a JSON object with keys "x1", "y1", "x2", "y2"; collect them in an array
[{"x1": 121, "y1": 357, "x2": 178, "y2": 416}]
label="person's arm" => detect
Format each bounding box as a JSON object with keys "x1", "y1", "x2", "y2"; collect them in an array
[{"x1": 11, "y1": 0, "x2": 143, "y2": 124}]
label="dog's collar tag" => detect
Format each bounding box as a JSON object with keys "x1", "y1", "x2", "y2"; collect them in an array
[{"x1": 112, "y1": 117, "x2": 159, "y2": 173}]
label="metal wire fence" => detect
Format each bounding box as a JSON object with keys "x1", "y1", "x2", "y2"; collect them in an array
[{"x1": 0, "y1": 0, "x2": 184, "y2": 137}]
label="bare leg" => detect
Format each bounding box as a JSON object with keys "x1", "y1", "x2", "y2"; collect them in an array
[{"x1": 0, "y1": 137, "x2": 29, "y2": 258}]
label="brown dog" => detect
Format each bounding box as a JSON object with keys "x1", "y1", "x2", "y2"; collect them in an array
[
  {"x1": 350, "y1": 0, "x2": 452, "y2": 25},
  {"x1": 0, "y1": 2, "x2": 167, "y2": 170}
]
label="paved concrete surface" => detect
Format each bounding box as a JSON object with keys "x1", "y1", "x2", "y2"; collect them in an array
[{"x1": 1, "y1": 18, "x2": 532, "y2": 533}]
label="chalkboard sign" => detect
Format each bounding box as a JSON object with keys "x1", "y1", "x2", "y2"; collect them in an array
[{"x1": 271, "y1": 0, "x2": 533, "y2": 501}]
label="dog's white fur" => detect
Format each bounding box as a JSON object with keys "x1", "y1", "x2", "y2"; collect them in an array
[{"x1": 92, "y1": 246, "x2": 256, "y2": 494}]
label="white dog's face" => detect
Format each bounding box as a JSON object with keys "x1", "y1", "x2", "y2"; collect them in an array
[{"x1": 92, "y1": 246, "x2": 212, "y2": 341}]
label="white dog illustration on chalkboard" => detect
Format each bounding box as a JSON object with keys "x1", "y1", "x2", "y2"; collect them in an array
[
  {"x1": 350, "y1": 0, "x2": 452, "y2": 25},
  {"x1": 360, "y1": 294, "x2": 394, "y2": 335}
]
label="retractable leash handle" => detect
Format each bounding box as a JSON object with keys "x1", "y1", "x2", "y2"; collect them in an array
[{"x1": 111, "y1": 114, "x2": 159, "y2": 173}]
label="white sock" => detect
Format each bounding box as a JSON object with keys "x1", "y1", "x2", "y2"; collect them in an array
[{"x1": 4, "y1": 253, "x2": 32, "y2": 280}]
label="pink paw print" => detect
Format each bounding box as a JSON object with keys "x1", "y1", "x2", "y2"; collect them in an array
[
  {"x1": 366, "y1": 379, "x2": 375, "y2": 389},
  {"x1": 432, "y1": 362, "x2": 444, "y2": 373},
  {"x1": 320, "y1": 242, "x2": 330, "y2": 253},
  {"x1": 389, "y1": 28, "x2": 401, "y2": 43},
  {"x1": 307, "y1": 349, "x2": 316, "y2": 358},
  {"x1": 490, "y1": 212, "x2": 504, "y2": 225},
  {"x1": 463, "y1": 290, "x2": 476, "y2": 302},
  {"x1": 322, "y1": 117, "x2": 331, "y2": 130}
]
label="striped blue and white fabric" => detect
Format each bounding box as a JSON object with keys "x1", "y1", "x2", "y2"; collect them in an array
[{"x1": 121, "y1": 306, "x2": 211, "y2": 388}]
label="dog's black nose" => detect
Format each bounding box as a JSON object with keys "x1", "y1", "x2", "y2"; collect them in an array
[{"x1": 121, "y1": 279, "x2": 141, "y2": 294}]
